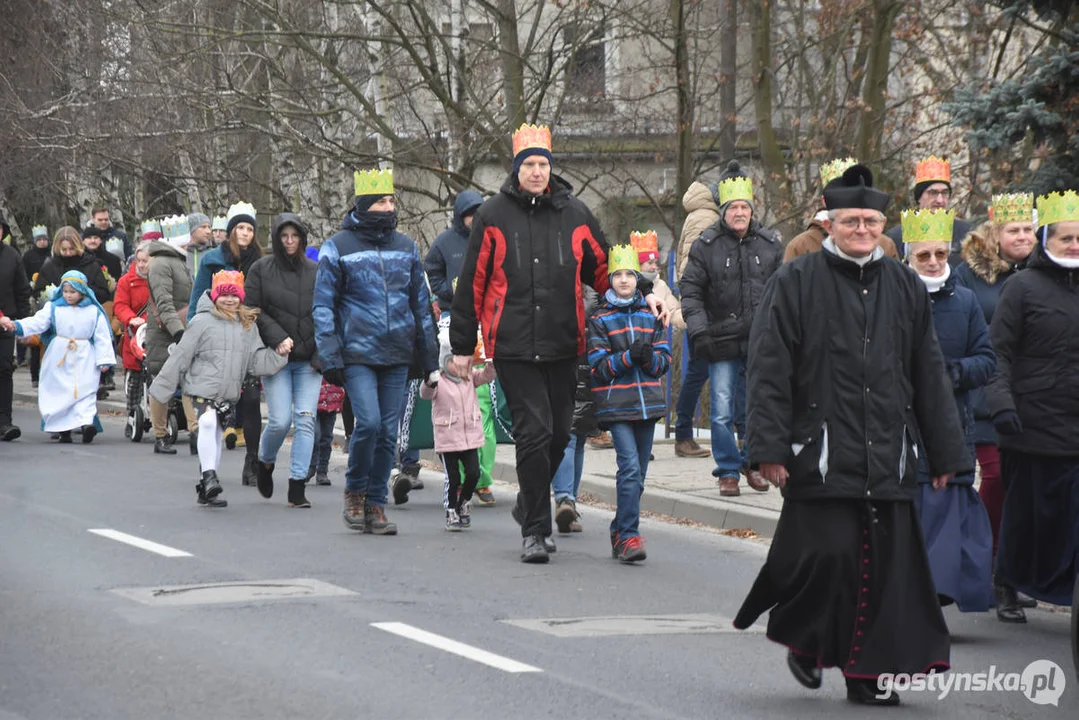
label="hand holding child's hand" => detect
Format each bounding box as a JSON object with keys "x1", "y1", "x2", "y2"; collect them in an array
[
  {"x1": 0, "y1": 317, "x2": 14, "y2": 333},
  {"x1": 98, "y1": 365, "x2": 109, "y2": 373},
  {"x1": 276, "y1": 338, "x2": 293, "y2": 356}
]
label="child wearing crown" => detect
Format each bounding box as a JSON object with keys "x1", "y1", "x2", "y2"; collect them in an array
[
  {"x1": 2, "y1": 270, "x2": 116, "y2": 443},
  {"x1": 586, "y1": 245, "x2": 672, "y2": 563},
  {"x1": 150, "y1": 270, "x2": 287, "y2": 507}
]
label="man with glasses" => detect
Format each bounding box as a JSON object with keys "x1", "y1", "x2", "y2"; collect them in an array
[
  {"x1": 734, "y1": 163, "x2": 971, "y2": 706},
  {"x1": 884, "y1": 156, "x2": 972, "y2": 263}
]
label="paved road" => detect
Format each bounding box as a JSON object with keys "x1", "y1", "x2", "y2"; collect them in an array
[{"x1": 0, "y1": 405, "x2": 1072, "y2": 719}]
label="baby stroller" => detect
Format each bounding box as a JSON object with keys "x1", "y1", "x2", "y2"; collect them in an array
[{"x1": 124, "y1": 324, "x2": 188, "y2": 443}]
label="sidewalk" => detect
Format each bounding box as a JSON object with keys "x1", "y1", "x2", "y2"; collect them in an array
[{"x1": 9, "y1": 369, "x2": 781, "y2": 537}]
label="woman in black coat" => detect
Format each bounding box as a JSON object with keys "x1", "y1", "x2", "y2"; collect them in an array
[
  {"x1": 33, "y1": 227, "x2": 112, "y2": 304},
  {"x1": 244, "y1": 213, "x2": 318, "y2": 508},
  {"x1": 987, "y1": 202, "x2": 1079, "y2": 610}
]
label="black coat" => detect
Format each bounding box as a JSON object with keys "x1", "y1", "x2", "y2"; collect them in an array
[
  {"x1": 424, "y1": 190, "x2": 483, "y2": 310},
  {"x1": 679, "y1": 218, "x2": 782, "y2": 361},
  {"x1": 450, "y1": 173, "x2": 651, "y2": 362},
  {"x1": 33, "y1": 253, "x2": 112, "y2": 303},
  {"x1": 746, "y1": 243, "x2": 971, "y2": 501},
  {"x1": 245, "y1": 213, "x2": 318, "y2": 364},
  {"x1": 953, "y1": 231, "x2": 1028, "y2": 445},
  {"x1": 0, "y1": 244, "x2": 31, "y2": 322},
  {"x1": 986, "y1": 245, "x2": 1079, "y2": 456},
  {"x1": 88, "y1": 246, "x2": 123, "y2": 287},
  {"x1": 21, "y1": 246, "x2": 51, "y2": 283}
]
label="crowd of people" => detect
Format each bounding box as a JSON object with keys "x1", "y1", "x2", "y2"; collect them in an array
[{"x1": 0, "y1": 126, "x2": 1077, "y2": 705}]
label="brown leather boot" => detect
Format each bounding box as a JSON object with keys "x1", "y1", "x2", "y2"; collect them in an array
[
  {"x1": 675, "y1": 439, "x2": 711, "y2": 458},
  {"x1": 744, "y1": 467, "x2": 770, "y2": 492},
  {"x1": 718, "y1": 477, "x2": 740, "y2": 496},
  {"x1": 343, "y1": 491, "x2": 365, "y2": 531}
]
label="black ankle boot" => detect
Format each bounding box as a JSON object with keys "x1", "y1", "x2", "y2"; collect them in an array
[
  {"x1": 200, "y1": 469, "x2": 223, "y2": 500},
  {"x1": 256, "y1": 461, "x2": 274, "y2": 499},
  {"x1": 154, "y1": 437, "x2": 177, "y2": 455},
  {"x1": 995, "y1": 578, "x2": 1027, "y2": 624},
  {"x1": 846, "y1": 677, "x2": 900, "y2": 706},
  {"x1": 287, "y1": 479, "x2": 311, "y2": 508},
  {"x1": 241, "y1": 456, "x2": 257, "y2": 486},
  {"x1": 196, "y1": 482, "x2": 227, "y2": 507}
]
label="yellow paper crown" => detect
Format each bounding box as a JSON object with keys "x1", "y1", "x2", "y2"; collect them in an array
[
  {"x1": 1035, "y1": 191, "x2": 1079, "y2": 228},
  {"x1": 629, "y1": 230, "x2": 659, "y2": 256},
  {"x1": 901, "y1": 209, "x2": 954, "y2": 244},
  {"x1": 989, "y1": 193, "x2": 1034, "y2": 226},
  {"x1": 512, "y1": 123, "x2": 552, "y2": 157},
  {"x1": 354, "y1": 169, "x2": 394, "y2": 197},
  {"x1": 915, "y1": 156, "x2": 950, "y2": 185},
  {"x1": 718, "y1": 175, "x2": 753, "y2": 205},
  {"x1": 820, "y1": 157, "x2": 857, "y2": 186},
  {"x1": 31, "y1": 225, "x2": 47, "y2": 237},
  {"x1": 211, "y1": 269, "x2": 245, "y2": 290},
  {"x1": 607, "y1": 244, "x2": 641, "y2": 275}
]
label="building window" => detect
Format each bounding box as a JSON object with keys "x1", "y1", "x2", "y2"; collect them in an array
[{"x1": 564, "y1": 24, "x2": 606, "y2": 100}]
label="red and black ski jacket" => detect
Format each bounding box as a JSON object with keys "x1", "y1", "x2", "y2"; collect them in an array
[{"x1": 450, "y1": 173, "x2": 650, "y2": 362}]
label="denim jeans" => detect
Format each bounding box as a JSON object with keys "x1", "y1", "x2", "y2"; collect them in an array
[
  {"x1": 311, "y1": 411, "x2": 337, "y2": 474},
  {"x1": 709, "y1": 359, "x2": 746, "y2": 478},
  {"x1": 259, "y1": 361, "x2": 322, "y2": 479},
  {"x1": 343, "y1": 364, "x2": 409, "y2": 505},
  {"x1": 552, "y1": 432, "x2": 586, "y2": 502},
  {"x1": 674, "y1": 350, "x2": 710, "y2": 441},
  {"x1": 609, "y1": 420, "x2": 656, "y2": 538},
  {"x1": 733, "y1": 364, "x2": 746, "y2": 435}
]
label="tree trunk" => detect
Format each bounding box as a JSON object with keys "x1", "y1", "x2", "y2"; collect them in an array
[
  {"x1": 750, "y1": 0, "x2": 788, "y2": 220},
  {"x1": 672, "y1": 0, "x2": 693, "y2": 231},
  {"x1": 856, "y1": 2, "x2": 901, "y2": 163},
  {"x1": 496, "y1": 0, "x2": 525, "y2": 139},
  {"x1": 719, "y1": 0, "x2": 737, "y2": 160}
]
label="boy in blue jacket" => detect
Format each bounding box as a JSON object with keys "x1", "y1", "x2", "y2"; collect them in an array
[{"x1": 587, "y1": 242, "x2": 672, "y2": 563}]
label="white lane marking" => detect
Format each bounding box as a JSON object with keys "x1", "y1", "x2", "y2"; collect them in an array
[
  {"x1": 88, "y1": 529, "x2": 193, "y2": 558},
  {"x1": 371, "y1": 622, "x2": 542, "y2": 674}
]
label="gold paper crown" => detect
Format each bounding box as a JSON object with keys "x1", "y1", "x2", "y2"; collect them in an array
[
  {"x1": 211, "y1": 269, "x2": 245, "y2": 289},
  {"x1": 901, "y1": 209, "x2": 954, "y2": 244},
  {"x1": 512, "y1": 123, "x2": 553, "y2": 157},
  {"x1": 354, "y1": 169, "x2": 394, "y2": 197},
  {"x1": 630, "y1": 230, "x2": 659, "y2": 256},
  {"x1": 718, "y1": 175, "x2": 753, "y2": 205},
  {"x1": 31, "y1": 225, "x2": 47, "y2": 237},
  {"x1": 226, "y1": 201, "x2": 257, "y2": 225},
  {"x1": 607, "y1": 244, "x2": 641, "y2": 275},
  {"x1": 915, "y1": 156, "x2": 950, "y2": 185},
  {"x1": 1036, "y1": 190, "x2": 1079, "y2": 227},
  {"x1": 211, "y1": 215, "x2": 228, "y2": 231},
  {"x1": 140, "y1": 219, "x2": 162, "y2": 236},
  {"x1": 989, "y1": 193, "x2": 1034, "y2": 226},
  {"x1": 820, "y1": 157, "x2": 857, "y2": 186}
]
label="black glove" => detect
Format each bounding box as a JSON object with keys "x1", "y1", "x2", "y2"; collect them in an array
[
  {"x1": 629, "y1": 340, "x2": 652, "y2": 366},
  {"x1": 323, "y1": 368, "x2": 346, "y2": 388},
  {"x1": 993, "y1": 410, "x2": 1023, "y2": 436},
  {"x1": 692, "y1": 335, "x2": 711, "y2": 359},
  {"x1": 172, "y1": 329, "x2": 184, "y2": 344}
]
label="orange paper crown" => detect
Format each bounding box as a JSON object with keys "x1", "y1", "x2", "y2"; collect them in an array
[
  {"x1": 512, "y1": 123, "x2": 552, "y2": 157},
  {"x1": 211, "y1": 269, "x2": 245, "y2": 290},
  {"x1": 630, "y1": 232, "x2": 660, "y2": 257},
  {"x1": 915, "y1": 156, "x2": 950, "y2": 185}
]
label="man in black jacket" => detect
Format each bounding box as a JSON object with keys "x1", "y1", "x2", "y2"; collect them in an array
[
  {"x1": 425, "y1": 190, "x2": 483, "y2": 314},
  {"x1": 90, "y1": 205, "x2": 132, "y2": 259},
  {"x1": 679, "y1": 162, "x2": 781, "y2": 497},
  {"x1": 732, "y1": 165, "x2": 971, "y2": 706},
  {"x1": 0, "y1": 233, "x2": 31, "y2": 440},
  {"x1": 448, "y1": 123, "x2": 665, "y2": 563}
]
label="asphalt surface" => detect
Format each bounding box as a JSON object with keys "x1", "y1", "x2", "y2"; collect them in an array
[{"x1": 0, "y1": 405, "x2": 1073, "y2": 719}]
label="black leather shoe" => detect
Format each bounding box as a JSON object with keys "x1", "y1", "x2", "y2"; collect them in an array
[
  {"x1": 200, "y1": 469, "x2": 223, "y2": 499},
  {"x1": 392, "y1": 473, "x2": 412, "y2": 505},
  {"x1": 0, "y1": 424, "x2": 21, "y2": 442},
  {"x1": 786, "y1": 651, "x2": 822, "y2": 689},
  {"x1": 521, "y1": 535, "x2": 550, "y2": 564},
  {"x1": 846, "y1": 678, "x2": 900, "y2": 706},
  {"x1": 154, "y1": 437, "x2": 177, "y2": 455},
  {"x1": 995, "y1": 581, "x2": 1027, "y2": 624},
  {"x1": 1017, "y1": 592, "x2": 1038, "y2": 609}
]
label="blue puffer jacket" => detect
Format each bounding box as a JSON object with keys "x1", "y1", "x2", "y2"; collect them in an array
[
  {"x1": 915, "y1": 273, "x2": 996, "y2": 485},
  {"x1": 313, "y1": 208, "x2": 438, "y2": 373},
  {"x1": 587, "y1": 290, "x2": 671, "y2": 426}
]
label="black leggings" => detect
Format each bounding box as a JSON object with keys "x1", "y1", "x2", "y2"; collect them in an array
[
  {"x1": 233, "y1": 378, "x2": 261, "y2": 460},
  {"x1": 442, "y1": 449, "x2": 481, "y2": 510}
]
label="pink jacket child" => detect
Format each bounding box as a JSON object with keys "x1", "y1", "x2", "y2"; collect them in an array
[{"x1": 420, "y1": 363, "x2": 496, "y2": 453}]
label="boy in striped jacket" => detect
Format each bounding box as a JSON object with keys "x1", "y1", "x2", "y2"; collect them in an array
[{"x1": 587, "y1": 242, "x2": 672, "y2": 563}]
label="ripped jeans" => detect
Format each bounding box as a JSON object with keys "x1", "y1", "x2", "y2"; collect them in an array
[{"x1": 258, "y1": 361, "x2": 322, "y2": 479}]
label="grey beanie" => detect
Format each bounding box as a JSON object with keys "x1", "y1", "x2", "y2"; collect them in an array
[{"x1": 187, "y1": 212, "x2": 211, "y2": 233}]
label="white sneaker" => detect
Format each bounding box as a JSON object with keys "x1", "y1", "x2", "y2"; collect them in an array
[
  {"x1": 445, "y1": 508, "x2": 462, "y2": 532},
  {"x1": 458, "y1": 500, "x2": 472, "y2": 529}
]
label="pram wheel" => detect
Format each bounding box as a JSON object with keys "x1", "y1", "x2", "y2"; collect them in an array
[
  {"x1": 166, "y1": 414, "x2": 179, "y2": 446},
  {"x1": 126, "y1": 406, "x2": 145, "y2": 442}
]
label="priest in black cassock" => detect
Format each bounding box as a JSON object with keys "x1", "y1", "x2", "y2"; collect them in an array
[{"x1": 733, "y1": 164, "x2": 972, "y2": 706}]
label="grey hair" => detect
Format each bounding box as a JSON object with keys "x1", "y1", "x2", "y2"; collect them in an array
[
  {"x1": 135, "y1": 240, "x2": 153, "y2": 256},
  {"x1": 827, "y1": 209, "x2": 887, "y2": 222}
]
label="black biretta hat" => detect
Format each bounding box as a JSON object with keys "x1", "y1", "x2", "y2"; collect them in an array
[{"x1": 823, "y1": 164, "x2": 890, "y2": 213}]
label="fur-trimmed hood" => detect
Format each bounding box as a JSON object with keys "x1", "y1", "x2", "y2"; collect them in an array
[{"x1": 960, "y1": 225, "x2": 1012, "y2": 285}]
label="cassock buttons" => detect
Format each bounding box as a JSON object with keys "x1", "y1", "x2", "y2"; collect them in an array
[
  {"x1": 534, "y1": 258, "x2": 539, "y2": 264},
  {"x1": 862, "y1": 289, "x2": 869, "y2": 295}
]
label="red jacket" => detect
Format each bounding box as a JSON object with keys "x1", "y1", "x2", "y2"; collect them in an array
[{"x1": 113, "y1": 266, "x2": 150, "y2": 370}]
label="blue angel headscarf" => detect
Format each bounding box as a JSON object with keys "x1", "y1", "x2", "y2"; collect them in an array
[{"x1": 38, "y1": 270, "x2": 110, "y2": 348}]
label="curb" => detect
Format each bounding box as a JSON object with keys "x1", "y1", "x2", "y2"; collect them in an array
[
  {"x1": 13, "y1": 387, "x2": 779, "y2": 538},
  {"x1": 419, "y1": 448, "x2": 780, "y2": 538}
]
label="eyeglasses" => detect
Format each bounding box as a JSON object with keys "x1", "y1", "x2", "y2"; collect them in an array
[
  {"x1": 922, "y1": 189, "x2": 951, "y2": 201},
  {"x1": 835, "y1": 217, "x2": 885, "y2": 231},
  {"x1": 912, "y1": 249, "x2": 949, "y2": 263}
]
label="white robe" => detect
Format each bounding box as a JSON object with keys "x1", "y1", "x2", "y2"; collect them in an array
[{"x1": 16, "y1": 302, "x2": 117, "y2": 432}]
